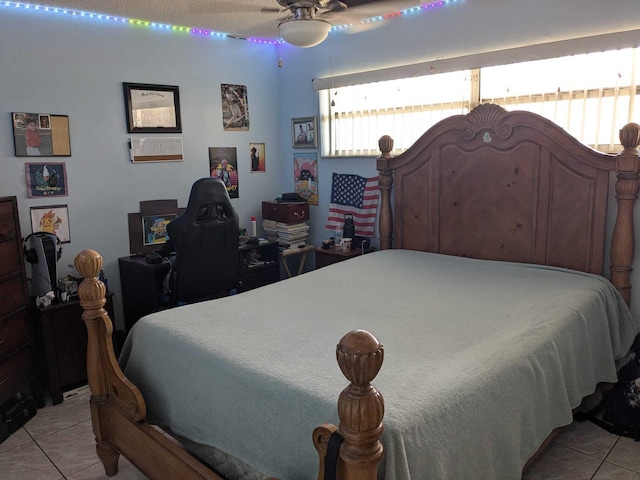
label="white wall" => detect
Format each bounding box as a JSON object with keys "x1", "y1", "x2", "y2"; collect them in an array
[{"x1": 0, "y1": 10, "x2": 283, "y2": 328}]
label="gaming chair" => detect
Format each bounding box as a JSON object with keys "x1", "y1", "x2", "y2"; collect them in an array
[{"x1": 166, "y1": 178, "x2": 240, "y2": 305}]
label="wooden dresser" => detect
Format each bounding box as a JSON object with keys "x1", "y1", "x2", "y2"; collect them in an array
[{"x1": 0, "y1": 196, "x2": 38, "y2": 405}]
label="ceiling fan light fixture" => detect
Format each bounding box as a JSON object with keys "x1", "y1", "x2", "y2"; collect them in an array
[{"x1": 279, "y1": 18, "x2": 331, "y2": 48}]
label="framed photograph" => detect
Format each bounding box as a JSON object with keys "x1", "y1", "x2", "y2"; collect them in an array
[
  {"x1": 250, "y1": 142, "x2": 266, "y2": 173},
  {"x1": 292, "y1": 117, "x2": 317, "y2": 148},
  {"x1": 293, "y1": 153, "x2": 318, "y2": 205},
  {"x1": 123, "y1": 82, "x2": 182, "y2": 133},
  {"x1": 12, "y1": 112, "x2": 71, "y2": 157},
  {"x1": 142, "y1": 214, "x2": 177, "y2": 246},
  {"x1": 25, "y1": 162, "x2": 68, "y2": 198},
  {"x1": 30, "y1": 204, "x2": 71, "y2": 243},
  {"x1": 209, "y1": 147, "x2": 239, "y2": 198},
  {"x1": 221, "y1": 84, "x2": 249, "y2": 131}
]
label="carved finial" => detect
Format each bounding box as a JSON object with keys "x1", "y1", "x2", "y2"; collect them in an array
[
  {"x1": 74, "y1": 249, "x2": 106, "y2": 306},
  {"x1": 336, "y1": 330, "x2": 384, "y2": 388},
  {"x1": 620, "y1": 123, "x2": 640, "y2": 152},
  {"x1": 378, "y1": 135, "x2": 394, "y2": 159},
  {"x1": 336, "y1": 330, "x2": 384, "y2": 474}
]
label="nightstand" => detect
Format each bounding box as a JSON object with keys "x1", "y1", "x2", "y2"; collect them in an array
[
  {"x1": 314, "y1": 246, "x2": 375, "y2": 269},
  {"x1": 31, "y1": 292, "x2": 115, "y2": 405}
]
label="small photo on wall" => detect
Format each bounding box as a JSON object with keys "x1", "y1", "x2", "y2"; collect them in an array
[
  {"x1": 221, "y1": 84, "x2": 249, "y2": 131},
  {"x1": 250, "y1": 143, "x2": 265, "y2": 173},
  {"x1": 30, "y1": 204, "x2": 71, "y2": 243},
  {"x1": 293, "y1": 153, "x2": 318, "y2": 205},
  {"x1": 25, "y1": 163, "x2": 68, "y2": 198},
  {"x1": 209, "y1": 147, "x2": 239, "y2": 198}
]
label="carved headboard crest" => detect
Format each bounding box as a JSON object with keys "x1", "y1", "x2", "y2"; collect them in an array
[{"x1": 462, "y1": 103, "x2": 513, "y2": 141}]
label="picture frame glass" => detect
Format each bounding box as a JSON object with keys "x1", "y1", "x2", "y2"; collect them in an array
[
  {"x1": 12, "y1": 112, "x2": 71, "y2": 157},
  {"x1": 124, "y1": 83, "x2": 182, "y2": 133},
  {"x1": 30, "y1": 205, "x2": 71, "y2": 243},
  {"x1": 292, "y1": 117, "x2": 317, "y2": 148}
]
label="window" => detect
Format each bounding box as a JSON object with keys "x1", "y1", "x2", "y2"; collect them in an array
[{"x1": 319, "y1": 48, "x2": 639, "y2": 156}]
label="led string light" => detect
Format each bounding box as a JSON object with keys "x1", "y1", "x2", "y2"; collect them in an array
[{"x1": 2, "y1": 0, "x2": 462, "y2": 45}]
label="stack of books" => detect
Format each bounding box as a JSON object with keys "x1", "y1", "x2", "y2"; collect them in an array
[{"x1": 262, "y1": 219, "x2": 309, "y2": 252}]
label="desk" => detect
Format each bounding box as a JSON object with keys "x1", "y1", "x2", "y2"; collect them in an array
[
  {"x1": 118, "y1": 255, "x2": 171, "y2": 331},
  {"x1": 119, "y1": 241, "x2": 281, "y2": 330},
  {"x1": 279, "y1": 245, "x2": 315, "y2": 278}
]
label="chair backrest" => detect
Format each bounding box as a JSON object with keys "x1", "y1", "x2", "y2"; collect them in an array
[{"x1": 166, "y1": 178, "x2": 240, "y2": 304}]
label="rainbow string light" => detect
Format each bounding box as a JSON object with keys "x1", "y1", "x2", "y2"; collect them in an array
[{"x1": 1, "y1": 0, "x2": 462, "y2": 45}]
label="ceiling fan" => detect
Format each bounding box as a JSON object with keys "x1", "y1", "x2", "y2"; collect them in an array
[{"x1": 266, "y1": 0, "x2": 377, "y2": 48}]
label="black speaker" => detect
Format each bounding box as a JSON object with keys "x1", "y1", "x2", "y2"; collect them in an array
[{"x1": 23, "y1": 232, "x2": 62, "y2": 264}]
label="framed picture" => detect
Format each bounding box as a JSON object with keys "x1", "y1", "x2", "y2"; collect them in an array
[
  {"x1": 250, "y1": 143, "x2": 266, "y2": 173},
  {"x1": 142, "y1": 214, "x2": 177, "y2": 246},
  {"x1": 123, "y1": 82, "x2": 182, "y2": 133},
  {"x1": 209, "y1": 147, "x2": 239, "y2": 198},
  {"x1": 12, "y1": 112, "x2": 71, "y2": 157},
  {"x1": 30, "y1": 204, "x2": 70, "y2": 243},
  {"x1": 292, "y1": 117, "x2": 317, "y2": 148},
  {"x1": 221, "y1": 84, "x2": 250, "y2": 131},
  {"x1": 293, "y1": 153, "x2": 318, "y2": 205},
  {"x1": 25, "y1": 162, "x2": 68, "y2": 198}
]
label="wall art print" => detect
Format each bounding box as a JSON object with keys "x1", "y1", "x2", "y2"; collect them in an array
[
  {"x1": 12, "y1": 112, "x2": 71, "y2": 157},
  {"x1": 25, "y1": 163, "x2": 68, "y2": 198},
  {"x1": 221, "y1": 84, "x2": 249, "y2": 131},
  {"x1": 30, "y1": 204, "x2": 70, "y2": 243},
  {"x1": 293, "y1": 153, "x2": 318, "y2": 205},
  {"x1": 209, "y1": 147, "x2": 239, "y2": 198},
  {"x1": 250, "y1": 143, "x2": 265, "y2": 173}
]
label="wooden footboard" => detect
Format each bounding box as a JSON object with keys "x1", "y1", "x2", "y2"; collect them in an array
[{"x1": 74, "y1": 249, "x2": 384, "y2": 480}]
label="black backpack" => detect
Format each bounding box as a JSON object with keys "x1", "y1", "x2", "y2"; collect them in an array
[{"x1": 578, "y1": 335, "x2": 640, "y2": 440}]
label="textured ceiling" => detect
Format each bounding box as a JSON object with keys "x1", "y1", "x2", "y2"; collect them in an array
[{"x1": 31, "y1": 0, "x2": 429, "y2": 40}]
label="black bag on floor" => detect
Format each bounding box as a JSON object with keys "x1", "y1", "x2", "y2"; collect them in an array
[
  {"x1": 577, "y1": 335, "x2": 640, "y2": 440},
  {"x1": 0, "y1": 393, "x2": 37, "y2": 435}
]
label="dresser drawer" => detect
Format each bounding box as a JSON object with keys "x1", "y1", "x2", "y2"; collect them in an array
[
  {"x1": 0, "y1": 312, "x2": 30, "y2": 359},
  {"x1": 0, "y1": 240, "x2": 22, "y2": 278},
  {"x1": 0, "y1": 214, "x2": 17, "y2": 242},
  {"x1": 0, "y1": 347, "x2": 31, "y2": 400},
  {"x1": 261, "y1": 201, "x2": 309, "y2": 224},
  {"x1": 0, "y1": 276, "x2": 28, "y2": 319}
]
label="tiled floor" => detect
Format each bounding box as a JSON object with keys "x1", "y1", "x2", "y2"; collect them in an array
[{"x1": 1, "y1": 387, "x2": 640, "y2": 479}]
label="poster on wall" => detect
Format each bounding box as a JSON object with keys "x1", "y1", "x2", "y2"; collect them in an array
[
  {"x1": 221, "y1": 84, "x2": 249, "y2": 131},
  {"x1": 293, "y1": 153, "x2": 318, "y2": 205},
  {"x1": 30, "y1": 204, "x2": 71, "y2": 243},
  {"x1": 209, "y1": 147, "x2": 239, "y2": 198},
  {"x1": 249, "y1": 143, "x2": 266, "y2": 173},
  {"x1": 25, "y1": 162, "x2": 68, "y2": 198},
  {"x1": 12, "y1": 112, "x2": 71, "y2": 157}
]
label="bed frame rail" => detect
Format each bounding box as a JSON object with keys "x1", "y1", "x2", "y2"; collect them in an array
[{"x1": 74, "y1": 249, "x2": 385, "y2": 480}]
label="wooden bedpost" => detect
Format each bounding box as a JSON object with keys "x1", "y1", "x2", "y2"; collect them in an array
[
  {"x1": 313, "y1": 330, "x2": 385, "y2": 480},
  {"x1": 75, "y1": 249, "x2": 225, "y2": 480},
  {"x1": 610, "y1": 123, "x2": 640, "y2": 306},
  {"x1": 377, "y1": 135, "x2": 394, "y2": 250},
  {"x1": 75, "y1": 250, "x2": 145, "y2": 476}
]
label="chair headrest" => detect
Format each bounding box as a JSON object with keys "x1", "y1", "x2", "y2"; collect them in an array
[{"x1": 183, "y1": 178, "x2": 235, "y2": 223}]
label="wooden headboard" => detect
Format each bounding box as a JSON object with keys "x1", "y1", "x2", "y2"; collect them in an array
[{"x1": 377, "y1": 104, "x2": 640, "y2": 305}]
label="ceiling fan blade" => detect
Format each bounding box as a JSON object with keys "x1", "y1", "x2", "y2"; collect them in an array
[{"x1": 260, "y1": 7, "x2": 286, "y2": 13}]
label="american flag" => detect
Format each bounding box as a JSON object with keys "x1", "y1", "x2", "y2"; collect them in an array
[{"x1": 325, "y1": 173, "x2": 379, "y2": 237}]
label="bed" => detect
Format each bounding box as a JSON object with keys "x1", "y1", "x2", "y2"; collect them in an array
[{"x1": 75, "y1": 104, "x2": 640, "y2": 480}]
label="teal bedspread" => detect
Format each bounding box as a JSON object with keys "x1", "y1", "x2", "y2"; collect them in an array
[{"x1": 120, "y1": 250, "x2": 640, "y2": 479}]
